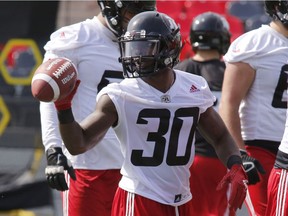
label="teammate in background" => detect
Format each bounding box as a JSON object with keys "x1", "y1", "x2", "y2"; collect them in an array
[
  {"x1": 174, "y1": 11, "x2": 234, "y2": 215},
  {"x1": 267, "y1": 105, "x2": 288, "y2": 216},
  {"x1": 40, "y1": 1, "x2": 156, "y2": 216},
  {"x1": 264, "y1": 1, "x2": 288, "y2": 215},
  {"x1": 266, "y1": 107, "x2": 288, "y2": 215},
  {"x1": 53, "y1": 11, "x2": 248, "y2": 216},
  {"x1": 219, "y1": 0, "x2": 288, "y2": 215}
]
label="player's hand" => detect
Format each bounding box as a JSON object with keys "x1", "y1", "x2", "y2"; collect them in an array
[
  {"x1": 240, "y1": 150, "x2": 266, "y2": 185},
  {"x1": 54, "y1": 80, "x2": 80, "y2": 111},
  {"x1": 45, "y1": 147, "x2": 76, "y2": 191},
  {"x1": 217, "y1": 164, "x2": 248, "y2": 213}
]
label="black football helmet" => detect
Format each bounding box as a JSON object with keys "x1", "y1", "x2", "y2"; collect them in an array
[
  {"x1": 265, "y1": 0, "x2": 288, "y2": 26},
  {"x1": 190, "y1": 12, "x2": 231, "y2": 55},
  {"x1": 97, "y1": 0, "x2": 156, "y2": 36},
  {"x1": 118, "y1": 11, "x2": 182, "y2": 78}
]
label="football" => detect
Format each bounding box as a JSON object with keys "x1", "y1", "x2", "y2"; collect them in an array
[{"x1": 31, "y1": 57, "x2": 78, "y2": 102}]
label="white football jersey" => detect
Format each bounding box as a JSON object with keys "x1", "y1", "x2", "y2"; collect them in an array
[
  {"x1": 97, "y1": 70, "x2": 215, "y2": 206},
  {"x1": 224, "y1": 25, "x2": 288, "y2": 142},
  {"x1": 40, "y1": 16, "x2": 124, "y2": 169}
]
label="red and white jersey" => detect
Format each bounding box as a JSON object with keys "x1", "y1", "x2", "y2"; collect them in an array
[
  {"x1": 97, "y1": 70, "x2": 215, "y2": 206},
  {"x1": 40, "y1": 16, "x2": 124, "y2": 169},
  {"x1": 224, "y1": 25, "x2": 288, "y2": 142}
]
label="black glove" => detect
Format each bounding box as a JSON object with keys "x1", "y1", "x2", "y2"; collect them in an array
[
  {"x1": 45, "y1": 147, "x2": 76, "y2": 191},
  {"x1": 240, "y1": 150, "x2": 266, "y2": 185}
]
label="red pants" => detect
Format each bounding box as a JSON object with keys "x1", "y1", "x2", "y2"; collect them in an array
[
  {"x1": 63, "y1": 169, "x2": 121, "y2": 216},
  {"x1": 189, "y1": 155, "x2": 231, "y2": 216},
  {"x1": 246, "y1": 146, "x2": 276, "y2": 216},
  {"x1": 112, "y1": 187, "x2": 192, "y2": 216},
  {"x1": 266, "y1": 168, "x2": 288, "y2": 216}
]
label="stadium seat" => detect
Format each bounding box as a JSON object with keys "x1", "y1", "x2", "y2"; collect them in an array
[
  {"x1": 175, "y1": 12, "x2": 192, "y2": 39},
  {"x1": 156, "y1": 0, "x2": 184, "y2": 19},
  {"x1": 183, "y1": 0, "x2": 227, "y2": 16},
  {"x1": 224, "y1": 15, "x2": 245, "y2": 41},
  {"x1": 179, "y1": 40, "x2": 194, "y2": 60},
  {"x1": 226, "y1": 1, "x2": 265, "y2": 22},
  {"x1": 245, "y1": 14, "x2": 272, "y2": 32}
]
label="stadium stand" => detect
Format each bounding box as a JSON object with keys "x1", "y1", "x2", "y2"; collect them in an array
[
  {"x1": 183, "y1": 0, "x2": 227, "y2": 16},
  {"x1": 226, "y1": 1, "x2": 265, "y2": 22},
  {"x1": 156, "y1": 0, "x2": 184, "y2": 18},
  {"x1": 224, "y1": 14, "x2": 245, "y2": 41},
  {"x1": 156, "y1": 0, "x2": 269, "y2": 59},
  {"x1": 245, "y1": 13, "x2": 272, "y2": 32}
]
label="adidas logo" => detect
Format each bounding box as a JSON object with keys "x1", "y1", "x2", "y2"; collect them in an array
[{"x1": 190, "y1": 84, "x2": 200, "y2": 93}]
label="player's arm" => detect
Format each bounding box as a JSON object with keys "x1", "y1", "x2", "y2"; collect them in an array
[
  {"x1": 197, "y1": 106, "x2": 240, "y2": 164},
  {"x1": 218, "y1": 62, "x2": 255, "y2": 150},
  {"x1": 40, "y1": 101, "x2": 77, "y2": 191},
  {"x1": 218, "y1": 62, "x2": 266, "y2": 185},
  {"x1": 56, "y1": 84, "x2": 118, "y2": 155},
  {"x1": 197, "y1": 106, "x2": 248, "y2": 212}
]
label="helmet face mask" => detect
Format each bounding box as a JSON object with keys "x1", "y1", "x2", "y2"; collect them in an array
[
  {"x1": 119, "y1": 12, "x2": 182, "y2": 78},
  {"x1": 265, "y1": 0, "x2": 288, "y2": 26},
  {"x1": 120, "y1": 33, "x2": 161, "y2": 77},
  {"x1": 190, "y1": 12, "x2": 231, "y2": 55},
  {"x1": 97, "y1": 0, "x2": 156, "y2": 36}
]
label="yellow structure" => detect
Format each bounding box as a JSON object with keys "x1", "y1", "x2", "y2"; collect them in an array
[
  {"x1": 0, "y1": 39, "x2": 42, "y2": 85},
  {"x1": 0, "y1": 96, "x2": 10, "y2": 135}
]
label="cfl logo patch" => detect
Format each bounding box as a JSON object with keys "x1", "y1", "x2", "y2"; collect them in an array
[{"x1": 174, "y1": 194, "x2": 182, "y2": 203}]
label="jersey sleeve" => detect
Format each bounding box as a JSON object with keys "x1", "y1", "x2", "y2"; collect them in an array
[
  {"x1": 223, "y1": 28, "x2": 263, "y2": 68},
  {"x1": 40, "y1": 23, "x2": 85, "y2": 150},
  {"x1": 40, "y1": 101, "x2": 62, "y2": 150},
  {"x1": 198, "y1": 76, "x2": 216, "y2": 113},
  {"x1": 43, "y1": 20, "x2": 92, "y2": 62},
  {"x1": 43, "y1": 32, "x2": 78, "y2": 62},
  {"x1": 44, "y1": 22, "x2": 86, "y2": 50},
  {"x1": 96, "y1": 83, "x2": 122, "y2": 105}
]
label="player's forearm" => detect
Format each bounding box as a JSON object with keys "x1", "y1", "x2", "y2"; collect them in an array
[
  {"x1": 57, "y1": 109, "x2": 88, "y2": 155},
  {"x1": 57, "y1": 108, "x2": 107, "y2": 155},
  {"x1": 219, "y1": 105, "x2": 246, "y2": 150},
  {"x1": 197, "y1": 108, "x2": 242, "y2": 168},
  {"x1": 213, "y1": 130, "x2": 242, "y2": 168},
  {"x1": 40, "y1": 101, "x2": 63, "y2": 150}
]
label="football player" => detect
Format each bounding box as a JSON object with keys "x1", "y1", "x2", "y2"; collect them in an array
[
  {"x1": 54, "y1": 11, "x2": 248, "y2": 216},
  {"x1": 219, "y1": 0, "x2": 288, "y2": 215},
  {"x1": 174, "y1": 11, "x2": 236, "y2": 215},
  {"x1": 40, "y1": 1, "x2": 155, "y2": 216}
]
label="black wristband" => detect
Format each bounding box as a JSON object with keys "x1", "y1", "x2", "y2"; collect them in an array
[
  {"x1": 227, "y1": 155, "x2": 242, "y2": 169},
  {"x1": 57, "y1": 108, "x2": 74, "y2": 124}
]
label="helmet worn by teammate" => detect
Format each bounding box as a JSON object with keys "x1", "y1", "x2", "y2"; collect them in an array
[
  {"x1": 97, "y1": 0, "x2": 156, "y2": 37},
  {"x1": 190, "y1": 12, "x2": 231, "y2": 55},
  {"x1": 119, "y1": 11, "x2": 182, "y2": 78},
  {"x1": 265, "y1": 0, "x2": 288, "y2": 26}
]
